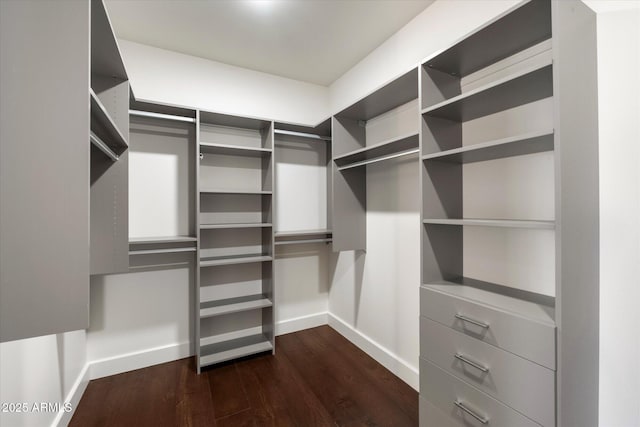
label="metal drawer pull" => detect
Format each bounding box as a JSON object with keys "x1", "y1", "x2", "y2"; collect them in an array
[
  {"x1": 455, "y1": 353, "x2": 489, "y2": 373},
  {"x1": 454, "y1": 400, "x2": 489, "y2": 424},
  {"x1": 455, "y1": 314, "x2": 490, "y2": 329}
]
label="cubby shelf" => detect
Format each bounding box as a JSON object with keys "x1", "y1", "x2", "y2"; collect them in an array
[
  {"x1": 200, "y1": 334, "x2": 273, "y2": 368},
  {"x1": 90, "y1": 89, "x2": 128, "y2": 150},
  {"x1": 422, "y1": 130, "x2": 554, "y2": 163},
  {"x1": 200, "y1": 294, "x2": 272, "y2": 318},
  {"x1": 423, "y1": 218, "x2": 555, "y2": 229},
  {"x1": 199, "y1": 254, "x2": 273, "y2": 267},
  {"x1": 423, "y1": 0, "x2": 551, "y2": 77},
  {"x1": 201, "y1": 223, "x2": 272, "y2": 230},
  {"x1": 199, "y1": 142, "x2": 272, "y2": 157},
  {"x1": 421, "y1": 62, "x2": 553, "y2": 122},
  {"x1": 334, "y1": 132, "x2": 419, "y2": 170}
]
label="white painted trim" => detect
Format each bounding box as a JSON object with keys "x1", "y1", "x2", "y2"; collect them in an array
[
  {"x1": 328, "y1": 313, "x2": 419, "y2": 391},
  {"x1": 275, "y1": 312, "x2": 328, "y2": 336},
  {"x1": 89, "y1": 342, "x2": 192, "y2": 380},
  {"x1": 51, "y1": 363, "x2": 90, "y2": 427}
]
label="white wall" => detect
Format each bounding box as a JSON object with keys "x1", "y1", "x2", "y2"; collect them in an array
[
  {"x1": 594, "y1": 3, "x2": 640, "y2": 426},
  {"x1": 0, "y1": 330, "x2": 88, "y2": 427},
  {"x1": 119, "y1": 40, "x2": 330, "y2": 125}
]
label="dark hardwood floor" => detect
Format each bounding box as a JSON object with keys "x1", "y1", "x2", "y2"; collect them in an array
[{"x1": 70, "y1": 326, "x2": 418, "y2": 426}]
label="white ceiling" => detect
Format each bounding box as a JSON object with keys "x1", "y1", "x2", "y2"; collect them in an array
[{"x1": 105, "y1": 0, "x2": 434, "y2": 86}]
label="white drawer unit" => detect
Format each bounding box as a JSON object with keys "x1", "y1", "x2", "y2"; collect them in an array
[
  {"x1": 421, "y1": 316, "x2": 555, "y2": 426},
  {"x1": 420, "y1": 358, "x2": 542, "y2": 427},
  {"x1": 420, "y1": 283, "x2": 556, "y2": 370}
]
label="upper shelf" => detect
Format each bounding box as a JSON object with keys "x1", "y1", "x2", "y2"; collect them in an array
[
  {"x1": 90, "y1": 89, "x2": 128, "y2": 151},
  {"x1": 200, "y1": 189, "x2": 272, "y2": 195},
  {"x1": 421, "y1": 62, "x2": 553, "y2": 122},
  {"x1": 129, "y1": 236, "x2": 197, "y2": 244},
  {"x1": 423, "y1": 218, "x2": 555, "y2": 230},
  {"x1": 423, "y1": 0, "x2": 551, "y2": 78},
  {"x1": 422, "y1": 130, "x2": 554, "y2": 163},
  {"x1": 334, "y1": 132, "x2": 419, "y2": 170},
  {"x1": 275, "y1": 229, "x2": 332, "y2": 238},
  {"x1": 91, "y1": 0, "x2": 127, "y2": 81},
  {"x1": 336, "y1": 68, "x2": 418, "y2": 121},
  {"x1": 199, "y1": 142, "x2": 272, "y2": 157}
]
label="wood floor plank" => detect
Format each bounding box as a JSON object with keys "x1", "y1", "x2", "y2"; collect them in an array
[{"x1": 70, "y1": 326, "x2": 419, "y2": 427}]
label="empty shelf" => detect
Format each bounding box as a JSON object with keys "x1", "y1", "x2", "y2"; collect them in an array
[
  {"x1": 200, "y1": 142, "x2": 272, "y2": 157},
  {"x1": 200, "y1": 254, "x2": 273, "y2": 267},
  {"x1": 200, "y1": 189, "x2": 272, "y2": 195},
  {"x1": 200, "y1": 294, "x2": 272, "y2": 318},
  {"x1": 90, "y1": 89, "x2": 128, "y2": 150},
  {"x1": 129, "y1": 236, "x2": 197, "y2": 244},
  {"x1": 129, "y1": 247, "x2": 196, "y2": 255},
  {"x1": 200, "y1": 334, "x2": 272, "y2": 368},
  {"x1": 423, "y1": 218, "x2": 555, "y2": 229},
  {"x1": 422, "y1": 281, "x2": 555, "y2": 326},
  {"x1": 201, "y1": 223, "x2": 272, "y2": 230},
  {"x1": 90, "y1": 132, "x2": 119, "y2": 161},
  {"x1": 421, "y1": 62, "x2": 553, "y2": 122},
  {"x1": 275, "y1": 238, "x2": 332, "y2": 246},
  {"x1": 275, "y1": 229, "x2": 332, "y2": 238},
  {"x1": 423, "y1": 0, "x2": 551, "y2": 77},
  {"x1": 333, "y1": 133, "x2": 419, "y2": 169},
  {"x1": 422, "y1": 130, "x2": 554, "y2": 163}
]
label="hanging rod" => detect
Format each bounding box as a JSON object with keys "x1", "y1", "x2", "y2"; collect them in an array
[
  {"x1": 130, "y1": 109, "x2": 196, "y2": 123},
  {"x1": 275, "y1": 238, "x2": 332, "y2": 246},
  {"x1": 274, "y1": 129, "x2": 331, "y2": 141},
  {"x1": 90, "y1": 131, "x2": 119, "y2": 161},
  {"x1": 337, "y1": 148, "x2": 419, "y2": 171}
]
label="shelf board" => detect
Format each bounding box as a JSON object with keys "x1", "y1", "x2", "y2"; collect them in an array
[
  {"x1": 200, "y1": 254, "x2": 273, "y2": 267},
  {"x1": 422, "y1": 281, "x2": 555, "y2": 326},
  {"x1": 336, "y1": 68, "x2": 418, "y2": 121},
  {"x1": 90, "y1": 131, "x2": 119, "y2": 162},
  {"x1": 200, "y1": 294, "x2": 272, "y2": 318},
  {"x1": 201, "y1": 223, "x2": 272, "y2": 230},
  {"x1": 421, "y1": 62, "x2": 553, "y2": 122},
  {"x1": 275, "y1": 229, "x2": 332, "y2": 238},
  {"x1": 422, "y1": 130, "x2": 554, "y2": 163},
  {"x1": 199, "y1": 142, "x2": 272, "y2": 157},
  {"x1": 129, "y1": 236, "x2": 197, "y2": 244},
  {"x1": 275, "y1": 238, "x2": 332, "y2": 246},
  {"x1": 333, "y1": 132, "x2": 419, "y2": 168},
  {"x1": 423, "y1": 218, "x2": 555, "y2": 229},
  {"x1": 423, "y1": 0, "x2": 551, "y2": 77},
  {"x1": 200, "y1": 334, "x2": 272, "y2": 368},
  {"x1": 91, "y1": 0, "x2": 128, "y2": 81},
  {"x1": 90, "y1": 89, "x2": 128, "y2": 150},
  {"x1": 200, "y1": 189, "x2": 272, "y2": 195},
  {"x1": 129, "y1": 247, "x2": 196, "y2": 256}
]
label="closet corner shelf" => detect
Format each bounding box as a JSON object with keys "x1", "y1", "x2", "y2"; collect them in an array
[
  {"x1": 200, "y1": 223, "x2": 272, "y2": 230},
  {"x1": 422, "y1": 0, "x2": 551, "y2": 77},
  {"x1": 200, "y1": 294, "x2": 273, "y2": 319},
  {"x1": 199, "y1": 142, "x2": 272, "y2": 157},
  {"x1": 423, "y1": 218, "x2": 555, "y2": 230},
  {"x1": 200, "y1": 334, "x2": 273, "y2": 368},
  {"x1": 422, "y1": 130, "x2": 554, "y2": 163},
  {"x1": 200, "y1": 189, "x2": 273, "y2": 195},
  {"x1": 420, "y1": 61, "x2": 553, "y2": 122},
  {"x1": 333, "y1": 132, "x2": 419, "y2": 170},
  {"x1": 90, "y1": 89, "x2": 128, "y2": 150},
  {"x1": 421, "y1": 281, "x2": 556, "y2": 327},
  {"x1": 199, "y1": 254, "x2": 273, "y2": 267}
]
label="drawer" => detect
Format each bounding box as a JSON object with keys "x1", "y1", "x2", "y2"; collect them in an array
[
  {"x1": 420, "y1": 358, "x2": 541, "y2": 427},
  {"x1": 420, "y1": 283, "x2": 556, "y2": 369},
  {"x1": 421, "y1": 316, "x2": 555, "y2": 427}
]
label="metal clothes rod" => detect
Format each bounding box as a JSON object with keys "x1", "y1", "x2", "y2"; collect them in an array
[
  {"x1": 274, "y1": 129, "x2": 331, "y2": 141},
  {"x1": 337, "y1": 148, "x2": 419, "y2": 171},
  {"x1": 129, "y1": 109, "x2": 196, "y2": 123},
  {"x1": 90, "y1": 131, "x2": 119, "y2": 161},
  {"x1": 129, "y1": 247, "x2": 197, "y2": 255},
  {"x1": 275, "y1": 238, "x2": 332, "y2": 246}
]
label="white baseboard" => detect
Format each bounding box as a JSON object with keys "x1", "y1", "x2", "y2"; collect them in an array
[
  {"x1": 328, "y1": 313, "x2": 419, "y2": 391},
  {"x1": 52, "y1": 363, "x2": 90, "y2": 427},
  {"x1": 275, "y1": 312, "x2": 328, "y2": 336},
  {"x1": 89, "y1": 342, "x2": 192, "y2": 380}
]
